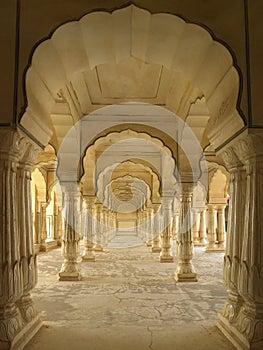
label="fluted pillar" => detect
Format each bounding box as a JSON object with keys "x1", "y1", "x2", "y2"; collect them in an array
[
  {"x1": 160, "y1": 197, "x2": 173, "y2": 262},
  {"x1": 217, "y1": 130, "x2": 263, "y2": 350},
  {"x1": 34, "y1": 200, "x2": 41, "y2": 250},
  {"x1": 205, "y1": 204, "x2": 218, "y2": 252},
  {"x1": 0, "y1": 127, "x2": 42, "y2": 349},
  {"x1": 198, "y1": 207, "x2": 207, "y2": 245},
  {"x1": 171, "y1": 211, "x2": 179, "y2": 241},
  {"x1": 39, "y1": 203, "x2": 48, "y2": 252},
  {"x1": 82, "y1": 197, "x2": 95, "y2": 262},
  {"x1": 93, "y1": 203, "x2": 103, "y2": 252},
  {"x1": 217, "y1": 204, "x2": 226, "y2": 251},
  {"x1": 152, "y1": 206, "x2": 161, "y2": 253},
  {"x1": 56, "y1": 207, "x2": 63, "y2": 247},
  {"x1": 192, "y1": 208, "x2": 201, "y2": 246},
  {"x1": 174, "y1": 183, "x2": 197, "y2": 282},
  {"x1": 58, "y1": 183, "x2": 82, "y2": 281},
  {"x1": 146, "y1": 206, "x2": 154, "y2": 246}
]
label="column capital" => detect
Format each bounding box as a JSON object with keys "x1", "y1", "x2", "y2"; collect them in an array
[{"x1": 218, "y1": 128, "x2": 263, "y2": 169}]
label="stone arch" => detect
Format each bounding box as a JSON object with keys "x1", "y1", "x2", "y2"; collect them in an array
[
  {"x1": 95, "y1": 161, "x2": 161, "y2": 202},
  {"x1": 81, "y1": 128, "x2": 176, "y2": 196},
  {"x1": 20, "y1": 5, "x2": 244, "y2": 149},
  {"x1": 106, "y1": 174, "x2": 151, "y2": 213}
]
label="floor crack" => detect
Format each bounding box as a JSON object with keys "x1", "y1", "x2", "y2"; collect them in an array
[{"x1": 147, "y1": 326, "x2": 154, "y2": 350}]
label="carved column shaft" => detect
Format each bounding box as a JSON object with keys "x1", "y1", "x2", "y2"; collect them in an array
[
  {"x1": 39, "y1": 203, "x2": 47, "y2": 252},
  {"x1": 174, "y1": 184, "x2": 197, "y2": 282},
  {"x1": 93, "y1": 204, "x2": 103, "y2": 252},
  {"x1": 160, "y1": 197, "x2": 173, "y2": 262},
  {"x1": 192, "y1": 208, "x2": 201, "y2": 245},
  {"x1": 59, "y1": 183, "x2": 82, "y2": 281},
  {"x1": 152, "y1": 209, "x2": 161, "y2": 253},
  {"x1": 198, "y1": 208, "x2": 207, "y2": 245},
  {"x1": 217, "y1": 131, "x2": 263, "y2": 350},
  {"x1": 0, "y1": 128, "x2": 42, "y2": 349},
  {"x1": 205, "y1": 204, "x2": 218, "y2": 252},
  {"x1": 82, "y1": 198, "x2": 95, "y2": 262},
  {"x1": 217, "y1": 205, "x2": 226, "y2": 250}
]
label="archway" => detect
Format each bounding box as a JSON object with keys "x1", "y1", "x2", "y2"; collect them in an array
[{"x1": 10, "y1": 4, "x2": 254, "y2": 350}]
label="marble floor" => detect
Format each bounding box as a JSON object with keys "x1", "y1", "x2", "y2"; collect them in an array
[{"x1": 25, "y1": 236, "x2": 235, "y2": 350}]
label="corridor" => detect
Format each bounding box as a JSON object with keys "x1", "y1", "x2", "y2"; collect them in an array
[{"x1": 25, "y1": 240, "x2": 235, "y2": 350}]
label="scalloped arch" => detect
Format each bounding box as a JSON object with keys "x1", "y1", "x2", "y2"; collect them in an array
[
  {"x1": 81, "y1": 128, "x2": 176, "y2": 196},
  {"x1": 20, "y1": 5, "x2": 244, "y2": 147},
  {"x1": 96, "y1": 160, "x2": 161, "y2": 201}
]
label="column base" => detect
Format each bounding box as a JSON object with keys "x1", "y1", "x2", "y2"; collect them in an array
[
  {"x1": 12, "y1": 315, "x2": 42, "y2": 350},
  {"x1": 174, "y1": 272, "x2": 198, "y2": 282},
  {"x1": 146, "y1": 240, "x2": 153, "y2": 247},
  {"x1": 39, "y1": 244, "x2": 47, "y2": 252},
  {"x1": 217, "y1": 312, "x2": 263, "y2": 350},
  {"x1": 206, "y1": 246, "x2": 225, "y2": 252},
  {"x1": 93, "y1": 243, "x2": 103, "y2": 252},
  {"x1": 59, "y1": 271, "x2": 82, "y2": 281},
  {"x1": 58, "y1": 262, "x2": 82, "y2": 281},
  {"x1": 152, "y1": 246, "x2": 161, "y2": 253},
  {"x1": 194, "y1": 241, "x2": 207, "y2": 247},
  {"x1": 82, "y1": 252, "x2": 95, "y2": 262},
  {"x1": 0, "y1": 305, "x2": 42, "y2": 350},
  {"x1": 159, "y1": 255, "x2": 174, "y2": 263}
]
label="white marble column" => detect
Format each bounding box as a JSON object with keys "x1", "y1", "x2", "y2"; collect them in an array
[
  {"x1": 146, "y1": 205, "x2": 154, "y2": 246},
  {"x1": 56, "y1": 207, "x2": 63, "y2": 247},
  {"x1": 205, "y1": 204, "x2": 218, "y2": 252},
  {"x1": 198, "y1": 207, "x2": 207, "y2": 245},
  {"x1": 152, "y1": 206, "x2": 161, "y2": 253},
  {"x1": 0, "y1": 128, "x2": 42, "y2": 349},
  {"x1": 160, "y1": 197, "x2": 173, "y2": 262},
  {"x1": 33, "y1": 199, "x2": 41, "y2": 251},
  {"x1": 171, "y1": 211, "x2": 179, "y2": 241},
  {"x1": 217, "y1": 204, "x2": 226, "y2": 251},
  {"x1": 39, "y1": 203, "x2": 48, "y2": 252},
  {"x1": 217, "y1": 131, "x2": 263, "y2": 350},
  {"x1": 58, "y1": 183, "x2": 82, "y2": 281},
  {"x1": 174, "y1": 183, "x2": 197, "y2": 282},
  {"x1": 93, "y1": 203, "x2": 103, "y2": 252},
  {"x1": 192, "y1": 208, "x2": 201, "y2": 246},
  {"x1": 82, "y1": 197, "x2": 96, "y2": 262}
]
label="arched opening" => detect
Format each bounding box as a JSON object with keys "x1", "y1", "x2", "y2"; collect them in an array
[{"x1": 4, "y1": 4, "x2": 261, "y2": 350}]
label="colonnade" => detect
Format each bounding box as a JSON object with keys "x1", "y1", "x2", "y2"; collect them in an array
[{"x1": 0, "y1": 128, "x2": 262, "y2": 350}]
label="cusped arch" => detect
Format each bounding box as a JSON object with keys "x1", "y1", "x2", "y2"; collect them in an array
[
  {"x1": 21, "y1": 5, "x2": 244, "y2": 148},
  {"x1": 96, "y1": 160, "x2": 161, "y2": 202},
  {"x1": 81, "y1": 128, "x2": 176, "y2": 196}
]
